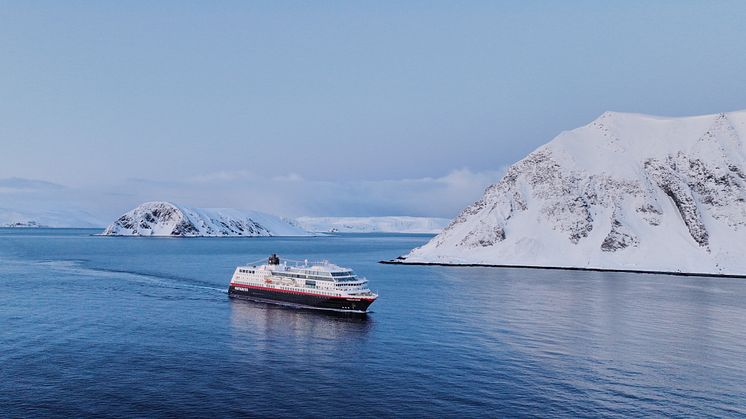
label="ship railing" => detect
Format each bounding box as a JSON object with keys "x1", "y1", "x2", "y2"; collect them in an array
[
  {"x1": 243, "y1": 255, "x2": 342, "y2": 269},
  {"x1": 281, "y1": 257, "x2": 338, "y2": 268}
]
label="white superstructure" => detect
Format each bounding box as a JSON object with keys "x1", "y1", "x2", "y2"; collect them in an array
[{"x1": 228, "y1": 254, "x2": 378, "y2": 312}]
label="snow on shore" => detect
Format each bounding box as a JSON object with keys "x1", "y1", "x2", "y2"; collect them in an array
[
  {"x1": 401, "y1": 111, "x2": 746, "y2": 276},
  {"x1": 102, "y1": 201, "x2": 311, "y2": 237},
  {"x1": 294, "y1": 216, "x2": 450, "y2": 234}
]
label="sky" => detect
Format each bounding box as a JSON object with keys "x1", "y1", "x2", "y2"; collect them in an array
[{"x1": 2, "y1": 1, "x2": 746, "y2": 222}]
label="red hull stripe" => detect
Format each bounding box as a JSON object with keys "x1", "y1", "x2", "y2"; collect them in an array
[{"x1": 229, "y1": 283, "x2": 377, "y2": 301}]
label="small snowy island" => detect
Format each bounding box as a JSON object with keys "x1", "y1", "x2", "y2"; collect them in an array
[
  {"x1": 1, "y1": 208, "x2": 102, "y2": 228},
  {"x1": 294, "y1": 216, "x2": 450, "y2": 234},
  {"x1": 394, "y1": 111, "x2": 746, "y2": 277},
  {"x1": 102, "y1": 201, "x2": 311, "y2": 237},
  {"x1": 2, "y1": 221, "x2": 45, "y2": 228}
]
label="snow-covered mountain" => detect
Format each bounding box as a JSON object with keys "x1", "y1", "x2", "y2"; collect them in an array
[
  {"x1": 0, "y1": 207, "x2": 103, "y2": 228},
  {"x1": 400, "y1": 111, "x2": 746, "y2": 276},
  {"x1": 102, "y1": 202, "x2": 311, "y2": 237},
  {"x1": 294, "y1": 216, "x2": 450, "y2": 234}
]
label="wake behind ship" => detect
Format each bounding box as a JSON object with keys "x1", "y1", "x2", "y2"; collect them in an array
[{"x1": 228, "y1": 254, "x2": 378, "y2": 313}]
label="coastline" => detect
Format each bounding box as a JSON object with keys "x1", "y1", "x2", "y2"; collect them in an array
[{"x1": 380, "y1": 259, "x2": 746, "y2": 279}]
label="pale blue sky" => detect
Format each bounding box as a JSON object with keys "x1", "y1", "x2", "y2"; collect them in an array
[{"x1": 2, "y1": 1, "x2": 746, "y2": 218}]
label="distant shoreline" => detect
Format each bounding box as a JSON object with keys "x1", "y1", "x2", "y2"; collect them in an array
[
  {"x1": 0, "y1": 226, "x2": 104, "y2": 229},
  {"x1": 91, "y1": 234, "x2": 316, "y2": 238},
  {"x1": 380, "y1": 259, "x2": 746, "y2": 279}
]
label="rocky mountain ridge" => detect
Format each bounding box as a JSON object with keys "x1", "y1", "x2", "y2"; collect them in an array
[
  {"x1": 102, "y1": 201, "x2": 311, "y2": 237},
  {"x1": 400, "y1": 111, "x2": 746, "y2": 276}
]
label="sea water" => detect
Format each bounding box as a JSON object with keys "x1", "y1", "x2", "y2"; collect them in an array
[{"x1": 1, "y1": 229, "x2": 745, "y2": 417}]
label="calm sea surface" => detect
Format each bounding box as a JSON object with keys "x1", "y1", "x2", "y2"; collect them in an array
[{"x1": 1, "y1": 229, "x2": 746, "y2": 417}]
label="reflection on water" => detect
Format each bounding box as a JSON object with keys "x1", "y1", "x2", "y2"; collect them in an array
[
  {"x1": 229, "y1": 298, "x2": 373, "y2": 354},
  {"x1": 3, "y1": 229, "x2": 746, "y2": 417}
]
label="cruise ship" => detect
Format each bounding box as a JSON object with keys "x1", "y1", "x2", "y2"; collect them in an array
[{"x1": 228, "y1": 254, "x2": 378, "y2": 313}]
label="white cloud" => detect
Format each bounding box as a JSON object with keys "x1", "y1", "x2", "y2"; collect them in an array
[
  {"x1": 187, "y1": 170, "x2": 258, "y2": 183},
  {"x1": 0, "y1": 168, "x2": 507, "y2": 223},
  {"x1": 0, "y1": 177, "x2": 66, "y2": 193},
  {"x1": 161, "y1": 168, "x2": 505, "y2": 218},
  {"x1": 271, "y1": 173, "x2": 304, "y2": 182}
]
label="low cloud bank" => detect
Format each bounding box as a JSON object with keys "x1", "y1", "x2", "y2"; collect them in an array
[{"x1": 0, "y1": 168, "x2": 505, "y2": 225}]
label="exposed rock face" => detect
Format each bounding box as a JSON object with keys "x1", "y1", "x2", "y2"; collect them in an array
[
  {"x1": 601, "y1": 216, "x2": 639, "y2": 252},
  {"x1": 402, "y1": 111, "x2": 746, "y2": 276},
  {"x1": 458, "y1": 223, "x2": 505, "y2": 248},
  {"x1": 644, "y1": 156, "x2": 709, "y2": 247},
  {"x1": 102, "y1": 202, "x2": 311, "y2": 237}
]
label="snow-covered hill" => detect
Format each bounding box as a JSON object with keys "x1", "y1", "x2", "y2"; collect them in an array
[
  {"x1": 0, "y1": 208, "x2": 103, "y2": 228},
  {"x1": 294, "y1": 216, "x2": 450, "y2": 234},
  {"x1": 102, "y1": 202, "x2": 311, "y2": 237},
  {"x1": 400, "y1": 111, "x2": 746, "y2": 276}
]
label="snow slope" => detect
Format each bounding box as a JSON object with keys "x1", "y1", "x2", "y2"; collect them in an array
[
  {"x1": 0, "y1": 208, "x2": 103, "y2": 228},
  {"x1": 402, "y1": 111, "x2": 746, "y2": 276},
  {"x1": 102, "y1": 202, "x2": 311, "y2": 236},
  {"x1": 294, "y1": 216, "x2": 450, "y2": 234}
]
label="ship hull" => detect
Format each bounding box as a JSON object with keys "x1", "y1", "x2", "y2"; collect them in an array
[{"x1": 228, "y1": 284, "x2": 376, "y2": 313}]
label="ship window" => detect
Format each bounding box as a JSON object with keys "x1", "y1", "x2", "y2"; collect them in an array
[{"x1": 331, "y1": 271, "x2": 353, "y2": 277}]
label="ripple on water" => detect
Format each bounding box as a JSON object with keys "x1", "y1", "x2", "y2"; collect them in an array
[{"x1": 1, "y1": 230, "x2": 746, "y2": 417}]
